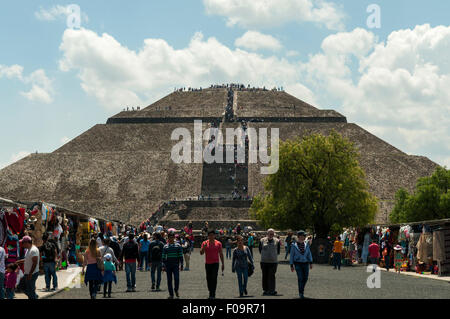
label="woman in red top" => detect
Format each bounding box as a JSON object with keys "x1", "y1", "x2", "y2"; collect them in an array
[{"x1": 200, "y1": 229, "x2": 224, "y2": 299}]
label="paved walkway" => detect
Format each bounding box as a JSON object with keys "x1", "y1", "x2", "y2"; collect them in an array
[
  {"x1": 48, "y1": 251, "x2": 450, "y2": 299},
  {"x1": 15, "y1": 265, "x2": 82, "y2": 299}
]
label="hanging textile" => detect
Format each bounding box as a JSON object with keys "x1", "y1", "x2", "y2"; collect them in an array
[
  {"x1": 0, "y1": 209, "x2": 7, "y2": 247},
  {"x1": 5, "y1": 230, "x2": 19, "y2": 264},
  {"x1": 42, "y1": 203, "x2": 51, "y2": 221},
  {"x1": 416, "y1": 232, "x2": 433, "y2": 262}
]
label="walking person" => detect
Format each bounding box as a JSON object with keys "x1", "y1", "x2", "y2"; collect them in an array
[
  {"x1": 332, "y1": 236, "x2": 343, "y2": 270},
  {"x1": 284, "y1": 232, "x2": 293, "y2": 260},
  {"x1": 225, "y1": 237, "x2": 232, "y2": 259},
  {"x1": 162, "y1": 232, "x2": 184, "y2": 299},
  {"x1": 0, "y1": 245, "x2": 5, "y2": 299},
  {"x1": 139, "y1": 234, "x2": 150, "y2": 271},
  {"x1": 5, "y1": 263, "x2": 19, "y2": 299},
  {"x1": 232, "y1": 235, "x2": 254, "y2": 297},
  {"x1": 16, "y1": 236, "x2": 40, "y2": 299},
  {"x1": 200, "y1": 229, "x2": 225, "y2": 299},
  {"x1": 149, "y1": 232, "x2": 164, "y2": 291},
  {"x1": 393, "y1": 245, "x2": 403, "y2": 274},
  {"x1": 290, "y1": 231, "x2": 313, "y2": 299},
  {"x1": 82, "y1": 238, "x2": 103, "y2": 299},
  {"x1": 40, "y1": 233, "x2": 59, "y2": 291},
  {"x1": 259, "y1": 229, "x2": 280, "y2": 296},
  {"x1": 102, "y1": 253, "x2": 117, "y2": 298},
  {"x1": 181, "y1": 235, "x2": 192, "y2": 271},
  {"x1": 368, "y1": 239, "x2": 380, "y2": 272},
  {"x1": 383, "y1": 240, "x2": 392, "y2": 271},
  {"x1": 120, "y1": 232, "x2": 139, "y2": 292}
]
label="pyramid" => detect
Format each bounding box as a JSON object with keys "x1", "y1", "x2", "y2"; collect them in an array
[{"x1": 0, "y1": 86, "x2": 438, "y2": 226}]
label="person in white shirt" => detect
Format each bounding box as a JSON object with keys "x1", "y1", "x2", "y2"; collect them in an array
[
  {"x1": 16, "y1": 236, "x2": 40, "y2": 299},
  {"x1": 0, "y1": 246, "x2": 6, "y2": 299}
]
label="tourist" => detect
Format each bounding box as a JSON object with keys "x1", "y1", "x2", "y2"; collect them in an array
[
  {"x1": 202, "y1": 222, "x2": 209, "y2": 236},
  {"x1": 162, "y1": 231, "x2": 184, "y2": 299},
  {"x1": 40, "y1": 233, "x2": 59, "y2": 291},
  {"x1": 259, "y1": 229, "x2": 280, "y2": 296},
  {"x1": 361, "y1": 232, "x2": 371, "y2": 264},
  {"x1": 149, "y1": 232, "x2": 164, "y2": 291},
  {"x1": 394, "y1": 245, "x2": 403, "y2": 274},
  {"x1": 5, "y1": 263, "x2": 19, "y2": 299},
  {"x1": 290, "y1": 231, "x2": 313, "y2": 299},
  {"x1": 139, "y1": 233, "x2": 150, "y2": 271},
  {"x1": 100, "y1": 238, "x2": 118, "y2": 263},
  {"x1": 225, "y1": 237, "x2": 232, "y2": 259},
  {"x1": 284, "y1": 231, "x2": 293, "y2": 260},
  {"x1": 368, "y1": 239, "x2": 380, "y2": 272},
  {"x1": 16, "y1": 236, "x2": 39, "y2": 299},
  {"x1": 383, "y1": 240, "x2": 392, "y2": 271},
  {"x1": 0, "y1": 245, "x2": 5, "y2": 299},
  {"x1": 181, "y1": 235, "x2": 192, "y2": 270},
  {"x1": 82, "y1": 238, "x2": 103, "y2": 299},
  {"x1": 232, "y1": 235, "x2": 254, "y2": 297},
  {"x1": 200, "y1": 229, "x2": 225, "y2": 299},
  {"x1": 120, "y1": 233, "x2": 139, "y2": 292},
  {"x1": 184, "y1": 221, "x2": 195, "y2": 251},
  {"x1": 247, "y1": 233, "x2": 255, "y2": 257},
  {"x1": 102, "y1": 253, "x2": 117, "y2": 298},
  {"x1": 109, "y1": 237, "x2": 122, "y2": 270},
  {"x1": 332, "y1": 236, "x2": 343, "y2": 270},
  {"x1": 236, "y1": 223, "x2": 241, "y2": 235}
]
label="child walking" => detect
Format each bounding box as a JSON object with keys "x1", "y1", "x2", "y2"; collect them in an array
[
  {"x1": 102, "y1": 254, "x2": 117, "y2": 298},
  {"x1": 5, "y1": 263, "x2": 19, "y2": 299},
  {"x1": 393, "y1": 245, "x2": 403, "y2": 274}
]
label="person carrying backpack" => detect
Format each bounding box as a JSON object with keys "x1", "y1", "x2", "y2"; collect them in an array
[
  {"x1": 119, "y1": 233, "x2": 139, "y2": 292},
  {"x1": 39, "y1": 233, "x2": 58, "y2": 291},
  {"x1": 149, "y1": 232, "x2": 164, "y2": 291}
]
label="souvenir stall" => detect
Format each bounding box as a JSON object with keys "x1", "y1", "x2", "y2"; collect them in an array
[{"x1": 0, "y1": 198, "x2": 27, "y2": 266}]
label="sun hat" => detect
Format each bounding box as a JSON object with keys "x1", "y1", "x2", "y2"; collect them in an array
[
  {"x1": 104, "y1": 253, "x2": 112, "y2": 261},
  {"x1": 394, "y1": 244, "x2": 402, "y2": 251},
  {"x1": 297, "y1": 230, "x2": 306, "y2": 237},
  {"x1": 22, "y1": 236, "x2": 32, "y2": 243}
]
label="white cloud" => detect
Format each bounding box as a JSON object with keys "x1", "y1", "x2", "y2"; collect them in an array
[
  {"x1": 35, "y1": 4, "x2": 88, "y2": 23},
  {"x1": 0, "y1": 65, "x2": 54, "y2": 103},
  {"x1": 58, "y1": 28, "x2": 304, "y2": 110},
  {"x1": 299, "y1": 24, "x2": 450, "y2": 167},
  {"x1": 0, "y1": 151, "x2": 31, "y2": 170},
  {"x1": 235, "y1": 31, "x2": 282, "y2": 51},
  {"x1": 203, "y1": 0, "x2": 345, "y2": 31}
]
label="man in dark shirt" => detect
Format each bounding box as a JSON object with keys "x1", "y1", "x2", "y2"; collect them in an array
[
  {"x1": 120, "y1": 233, "x2": 139, "y2": 292},
  {"x1": 149, "y1": 232, "x2": 165, "y2": 291}
]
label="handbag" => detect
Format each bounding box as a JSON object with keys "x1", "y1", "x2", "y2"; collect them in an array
[{"x1": 97, "y1": 248, "x2": 107, "y2": 271}]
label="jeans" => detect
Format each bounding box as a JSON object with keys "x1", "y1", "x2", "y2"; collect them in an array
[
  {"x1": 24, "y1": 272, "x2": 39, "y2": 299},
  {"x1": 0, "y1": 272, "x2": 4, "y2": 299},
  {"x1": 88, "y1": 280, "x2": 100, "y2": 299},
  {"x1": 6, "y1": 288, "x2": 15, "y2": 299},
  {"x1": 103, "y1": 281, "x2": 112, "y2": 296},
  {"x1": 248, "y1": 246, "x2": 253, "y2": 257},
  {"x1": 125, "y1": 262, "x2": 136, "y2": 289},
  {"x1": 151, "y1": 261, "x2": 162, "y2": 287},
  {"x1": 333, "y1": 252, "x2": 342, "y2": 270},
  {"x1": 166, "y1": 263, "x2": 180, "y2": 297},
  {"x1": 139, "y1": 251, "x2": 149, "y2": 270},
  {"x1": 43, "y1": 262, "x2": 58, "y2": 289},
  {"x1": 260, "y1": 262, "x2": 277, "y2": 293},
  {"x1": 236, "y1": 267, "x2": 248, "y2": 295},
  {"x1": 285, "y1": 244, "x2": 290, "y2": 259},
  {"x1": 205, "y1": 263, "x2": 219, "y2": 297},
  {"x1": 369, "y1": 257, "x2": 379, "y2": 272},
  {"x1": 294, "y1": 263, "x2": 310, "y2": 296},
  {"x1": 226, "y1": 247, "x2": 232, "y2": 259},
  {"x1": 385, "y1": 255, "x2": 390, "y2": 270},
  {"x1": 184, "y1": 253, "x2": 190, "y2": 269}
]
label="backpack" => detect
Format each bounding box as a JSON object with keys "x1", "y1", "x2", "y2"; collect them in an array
[
  {"x1": 42, "y1": 241, "x2": 56, "y2": 262},
  {"x1": 151, "y1": 242, "x2": 162, "y2": 261}
]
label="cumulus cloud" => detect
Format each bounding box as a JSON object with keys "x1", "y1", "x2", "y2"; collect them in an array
[
  {"x1": 235, "y1": 31, "x2": 282, "y2": 51},
  {"x1": 35, "y1": 4, "x2": 88, "y2": 23},
  {"x1": 203, "y1": 0, "x2": 345, "y2": 31},
  {"x1": 0, "y1": 65, "x2": 54, "y2": 103},
  {"x1": 299, "y1": 24, "x2": 450, "y2": 167},
  {"x1": 58, "y1": 28, "x2": 303, "y2": 110}
]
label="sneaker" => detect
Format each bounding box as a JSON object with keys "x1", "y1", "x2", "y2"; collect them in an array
[
  {"x1": 175, "y1": 291, "x2": 179, "y2": 298},
  {"x1": 151, "y1": 284, "x2": 155, "y2": 290},
  {"x1": 51, "y1": 287, "x2": 57, "y2": 291},
  {"x1": 168, "y1": 295, "x2": 174, "y2": 299},
  {"x1": 299, "y1": 293, "x2": 304, "y2": 299},
  {"x1": 244, "y1": 289, "x2": 248, "y2": 295},
  {"x1": 132, "y1": 287, "x2": 136, "y2": 292},
  {"x1": 44, "y1": 288, "x2": 51, "y2": 292}
]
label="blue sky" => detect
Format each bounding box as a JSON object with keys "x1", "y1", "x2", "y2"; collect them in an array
[{"x1": 0, "y1": 0, "x2": 449, "y2": 168}]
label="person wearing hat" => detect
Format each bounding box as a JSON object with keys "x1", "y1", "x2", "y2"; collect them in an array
[
  {"x1": 200, "y1": 229, "x2": 224, "y2": 299},
  {"x1": 102, "y1": 253, "x2": 117, "y2": 298},
  {"x1": 16, "y1": 236, "x2": 40, "y2": 299},
  {"x1": 393, "y1": 244, "x2": 403, "y2": 274},
  {"x1": 290, "y1": 231, "x2": 313, "y2": 299},
  {"x1": 259, "y1": 228, "x2": 280, "y2": 296},
  {"x1": 162, "y1": 231, "x2": 184, "y2": 299}
]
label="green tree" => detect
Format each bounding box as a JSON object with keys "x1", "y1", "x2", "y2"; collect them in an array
[
  {"x1": 390, "y1": 166, "x2": 450, "y2": 223},
  {"x1": 250, "y1": 131, "x2": 378, "y2": 238}
]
